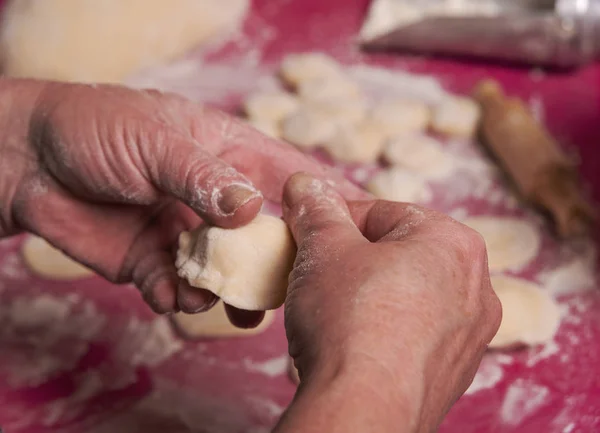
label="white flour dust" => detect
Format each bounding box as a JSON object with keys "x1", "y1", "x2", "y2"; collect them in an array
[
  {"x1": 500, "y1": 379, "x2": 550, "y2": 426},
  {"x1": 465, "y1": 354, "x2": 508, "y2": 395},
  {"x1": 243, "y1": 354, "x2": 289, "y2": 378}
]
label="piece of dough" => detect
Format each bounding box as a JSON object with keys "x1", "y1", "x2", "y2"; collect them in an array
[
  {"x1": 296, "y1": 76, "x2": 362, "y2": 104},
  {"x1": 247, "y1": 118, "x2": 280, "y2": 139},
  {"x1": 430, "y1": 96, "x2": 481, "y2": 138},
  {"x1": 322, "y1": 121, "x2": 387, "y2": 164},
  {"x1": 279, "y1": 52, "x2": 343, "y2": 87},
  {"x1": 1, "y1": 0, "x2": 249, "y2": 83},
  {"x1": 489, "y1": 276, "x2": 561, "y2": 349},
  {"x1": 369, "y1": 98, "x2": 431, "y2": 137},
  {"x1": 281, "y1": 107, "x2": 339, "y2": 149},
  {"x1": 175, "y1": 215, "x2": 296, "y2": 311},
  {"x1": 21, "y1": 235, "x2": 94, "y2": 281},
  {"x1": 383, "y1": 134, "x2": 455, "y2": 180},
  {"x1": 172, "y1": 301, "x2": 275, "y2": 339},
  {"x1": 366, "y1": 168, "x2": 432, "y2": 203},
  {"x1": 305, "y1": 98, "x2": 368, "y2": 126},
  {"x1": 243, "y1": 90, "x2": 300, "y2": 124},
  {"x1": 463, "y1": 217, "x2": 541, "y2": 272}
]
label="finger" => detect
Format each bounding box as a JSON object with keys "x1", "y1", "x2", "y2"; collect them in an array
[
  {"x1": 224, "y1": 304, "x2": 266, "y2": 329},
  {"x1": 144, "y1": 132, "x2": 263, "y2": 229},
  {"x1": 176, "y1": 280, "x2": 219, "y2": 314},
  {"x1": 282, "y1": 172, "x2": 363, "y2": 247}
]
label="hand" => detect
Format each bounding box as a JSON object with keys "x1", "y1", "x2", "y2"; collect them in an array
[
  {"x1": 275, "y1": 173, "x2": 501, "y2": 433},
  {"x1": 0, "y1": 79, "x2": 366, "y2": 319}
]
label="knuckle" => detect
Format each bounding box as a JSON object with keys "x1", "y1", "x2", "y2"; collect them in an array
[{"x1": 454, "y1": 224, "x2": 488, "y2": 262}]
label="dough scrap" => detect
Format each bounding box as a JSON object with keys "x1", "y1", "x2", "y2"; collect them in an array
[
  {"x1": 172, "y1": 301, "x2": 275, "y2": 339},
  {"x1": 1, "y1": 0, "x2": 249, "y2": 83},
  {"x1": 430, "y1": 96, "x2": 481, "y2": 138},
  {"x1": 305, "y1": 98, "x2": 368, "y2": 126},
  {"x1": 279, "y1": 52, "x2": 343, "y2": 87},
  {"x1": 296, "y1": 76, "x2": 362, "y2": 104},
  {"x1": 323, "y1": 121, "x2": 386, "y2": 164},
  {"x1": 281, "y1": 107, "x2": 338, "y2": 149},
  {"x1": 369, "y1": 98, "x2": 431, "y2": 137},
  {"x1": 175, "y1": 215, "x2": 296, "y2": 311},
  {"x1": 243, "y1": 90, "x2": 300, "y2": 124},
  {"x1": 489, "y1": 275, "x2": 561, "y2": 349},
  {"x1": 22, "y1": 235, "x2": 94, "y2": 281},
  {"x1": 366, "y1": 168, "x2": 432, "y2": 203},
  {"x1": 464, "y1": 217, "x2": 541, "y2": 272},
  {"x1": 383, "y1": 134, "x2": 455, "y2": 180}
]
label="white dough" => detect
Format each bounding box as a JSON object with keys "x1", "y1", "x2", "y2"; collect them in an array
[
  {"x1": 464, "y1": 217, "x2": 541, "y2": 272},
  {"x1": 247, "y1": 118, "x2": 280, "y2": 139},
  {"x1": 175, "y1": 215, "x2": 296, "y2": 311},
  {"x1": 323, "y1": 121, "x2": 387, "y2": 164},
  {"x1": 243, "y1": 90, "x2": 300, "y2": 124},
  {"x1": 279, "y1": 52, "x2": 343, "y2": 87},
  {"x1": 383, "y1": 134, "x2": 455, "y2": 180},
  {"x1": 22, "y1": 235, "x2": 94, "y2": 281},
  {"x1": 369, "y1": 98, "x2": 431, "y2": 137},
  {"x1": 296, "y1": 76, "x2": 362, "y2": 104},
  {"x1": 172, "y1": 301, "x2": 275, "y2": 339},
  {"x1": 366, "y1": 168, "x2": 432, "y2": 203},
  {"x1": 430, "y1": 96, "x2": 481, "y2": 138},
  {"x1": 281, "y1": 107, "x2": 338, "y2": 149},
  {"x1": 1, "y1": 0, "x2": 249, "y2": 83},
  {"x1": 306, "y1": 98, "x2": 368, "y2": 126},
  {"x1": 489, "y1": 276, "x2": 561, "y2": 349}
]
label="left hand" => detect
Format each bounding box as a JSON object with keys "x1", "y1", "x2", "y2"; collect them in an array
[{"x1": 0, "y1": 78, "x2": 366, "y2": 320}]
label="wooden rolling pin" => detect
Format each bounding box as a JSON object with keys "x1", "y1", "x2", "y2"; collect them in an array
[{"x1": 473, "y1": 80, "x2": 595, "y2": 238}]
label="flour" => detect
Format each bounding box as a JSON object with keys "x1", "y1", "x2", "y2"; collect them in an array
[
  {"x1": 464, "y1": 354, "x2": 505, "y2": 395},
  {"x1": 246, "y1": 396, "x2": 286, "y2": 418},
  {"x1": 0, "y1": 252, "x2": 27, "y2": 279},
  {"x1": 525, "y1": 339, "x2": 560, "y2": 367},
  {"x1": 501, "y1": 379, "x2": 550, "y2": 426},
  {"x1": 119, "y1": 316, "x2": 184, "y2": 367},
  {"x1": 243, "y1": 354, "x2": 289, "y2": 378},
  {"x1": 538, "y1": 244, "x2": 597, "y2": 296}
]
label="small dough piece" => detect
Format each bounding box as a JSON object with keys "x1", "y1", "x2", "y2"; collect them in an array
[
  {"x1": 281, "y1": 107, "x2": 338, "y2": 149},
  {"x1": 431, "y1": 96, "x2": 481, "y2": 138},
  {"x1": 323, "y1": 122, "x2": 387, "y2": 164},
  {"x1": 22, "y1": 235, "x2": 94, "y2": 281},
  {"x1": 175, "y1": 215, "x2": 296, "y2": 311},
  {"x1": 1, "y1": 0, "x2": 249, "y2": 83},
  {"x1": 464, "y1": 217, "x2": 541, "y2": 272},
  {"x1": 172, "y1": 301, "x2": 275, "y2": 339},
  {"x1": 369, "y1": 98, "x2": 431, "y2": 137},
  {"x1": 279, "y1": 52, "x2": 343, "y2": 87},
  {"x1": 489, "y1": 276, "x2": 561, "y2": 349},
  {"x1": 306, "y1": 98, "x2": 368, "y2": 125},
  {"x1": 383, "y1": 134, "x2": 455, "y2": 180},
  {"x1": 243, "y1": 90, "x2": 300, "y2": 124},
  {"x1": 296, "y1": 76, "x2": 362, "y2": 104},
  {"x1": 366, "y1": 168, "x2": 432, "y2": 203},
  {"x1": 247, "y1": 118, "x2": 280, "y2": 139}
]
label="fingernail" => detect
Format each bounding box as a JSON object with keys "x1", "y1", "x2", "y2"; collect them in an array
[
  {"x1": 218, "y1": 184, "x2": 260, "y2": 215},
  {"x1": 283, "y1": 173, "x2": 324, "y2": 207},
  {"x1": 177, "y1": 281, "x2": 218, "y2": 313}
]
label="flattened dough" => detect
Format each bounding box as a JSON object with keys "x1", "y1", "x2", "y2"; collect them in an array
[
  {"x1": 243, "y1": 90, "x2": 299, "y2": 124},
  {"x1": 367, "y1": 168, "x2": 432, "y2": 203},
  {"x1": 175, "y1": 215, "x2": 296, "y2": 311},
  {"x1": 281, "y1": 107, "x2": 338, "y2": 149},
  {"x1": 383, "y1": 134, "x2": 455, "y2": 180},
  {"x1": 279, "y1": 52, "x2": 343, "y2": 87},
  {"x1": 22, "y1": 235, "x2": 94, "y2": 280},
  {"x1": 369, "y1": 98, "x2": 430, "y2": 137},
  {"x1": 430, "y1": 96, "x2": 480, "y2": 138},
  {"x1": 1, "y1": 0, "x2": 249, "y2": 83},
  {"x1": 296, "y1": 76, "x2": 362, "y2": 104},
  {"x1": 464, "y1": 217, "x2": 541, "y2": 272},
  {"x1": 323, "y1": 121, "x2": 386, "y2": 164},
  {"x1": 172, "y1": 301, "x2": 275, "y2": 339},
  {"x1": 489, "y1": 276, "x2": 561, "y2": 349}
]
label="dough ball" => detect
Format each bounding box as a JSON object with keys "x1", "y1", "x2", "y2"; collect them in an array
[
  {"x1": 279, "y1": 52, "x2": 343, "y2": 87},
  {"x1": 247, "y1": 118, "x2": 281, "y2": 139},
  {"x1": 489, "y1": 276, "x2": 561, "y2": 349},
  {"x1": 1, "y1": 0, "x2": 249, "y2": 83},
  {"x1": 175, "y1": 215, "x2": 296, "y2": 311},
  {"x1": 243, "y1": 90, "x2": 300, "y2": 124},
  {"x1": 306, "y1": 98, "x2": 368, "y2": 125},
  {"x1": 22, "y1": 235, "x2": 94, "y2": 281},
  {"x1": 430, "y1": 96, "x2": 481, "y2": 138},
  {"x1": 296, "y1": 76, "x2": 362, "y2": 104},
  {"x1": 383, "y1": 134, "x2": 455, "y2": 180},
  {"x1": 369, "y1": 98, "x2": 431, "y2": 137},
  {"x1": 281, "y1": 107, "x2": 338, "y2": 149},
  {"x1": 172, "y1": 301, "x2": 275, "y2": 339},
  {"x1": 463, "y1": 217, "x2": 541, "y2": 272},
  {"x1": 323, "y1": 121, "x2": 386, "y2": 164},
  {"x1": 366, "y1": 168, "x2": 432, "y2": 203}
]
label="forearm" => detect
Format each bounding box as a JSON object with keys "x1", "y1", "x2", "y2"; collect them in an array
[{"x1": 0, "y1": 78, "x2": 45, "y2": 237}]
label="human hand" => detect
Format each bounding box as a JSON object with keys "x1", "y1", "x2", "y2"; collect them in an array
[
  {"x1": 0, "y1": 79, "x2": 366, "y2": 319},
  {"x1": 275, "y1": 173, "x2": 501, "y2": 433}
]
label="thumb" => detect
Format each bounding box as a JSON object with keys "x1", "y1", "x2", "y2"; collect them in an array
[
  {"x1": 282, "y1": 172, "x2": 363, "y2": 247},
  {"x1": 147, "y1": 134, "x2": 263, "y2": 229}
]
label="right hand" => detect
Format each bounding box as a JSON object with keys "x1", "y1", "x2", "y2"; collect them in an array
[{"x1": 276, "y1": 173, "x2": 502, "y2": 433}]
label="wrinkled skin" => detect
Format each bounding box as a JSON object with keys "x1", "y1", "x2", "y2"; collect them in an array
[
  {"x1": 0, "y1": 78, "x2": 365, "y2": 321},
  {"x1": 275, "y1": 173, "x2": 502, "y2": 433}
]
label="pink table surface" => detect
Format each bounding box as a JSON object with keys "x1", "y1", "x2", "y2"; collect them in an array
[{"x1": 1, "y1": 0, "x2": 600, "y2": 432}]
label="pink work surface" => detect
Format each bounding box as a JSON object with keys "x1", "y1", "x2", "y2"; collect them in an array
[{"x1": 1, "y1": 0, "x2": 600, "y2": 432}]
